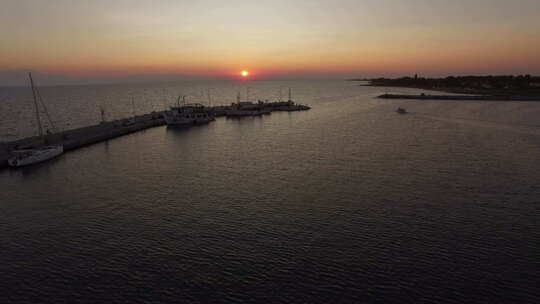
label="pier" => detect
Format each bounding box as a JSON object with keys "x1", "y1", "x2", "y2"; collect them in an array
[
  {"x1": 0, "y1": 111, "x2": 165, "y2": 169},
  {"x1": 1, "y1": 101, "x2": 311, "y2": 169}
]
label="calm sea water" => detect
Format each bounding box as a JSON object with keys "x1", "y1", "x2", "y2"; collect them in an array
[{"x1": 1, "y1": 80, "x2": 539, "y2": 303}]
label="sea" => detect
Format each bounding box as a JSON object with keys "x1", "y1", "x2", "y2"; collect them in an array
[{"x1": 1, "y1": 80, "x2": 539, "y2": 303}]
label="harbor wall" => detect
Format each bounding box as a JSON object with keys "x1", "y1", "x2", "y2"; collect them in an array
[
  {"x1": 1, "y1": 102, "x2": 311, "y2": 170},
  {"x1": 0, "y1": 112, "x2": 165, "y2": 170}
]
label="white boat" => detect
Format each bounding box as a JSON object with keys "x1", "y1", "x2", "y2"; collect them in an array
[
  {"x1": 265, "y1": 88, "x2": 311, "y2": 111},
  {"x1": 8, "y1": 73, "x2": 64, "y2": 167},
  {"x1": 225, "y1": 93, "x2": 268, "y2": 117},
  {"x1": 226, "y1": 103, "x2": 265, "y2": 117},
  {"x1": 8, "y1": 145, "x2": 64, "y2": 167},
  {"x1": 163, "y1": 96, "x2": 214, "y2": 126}
]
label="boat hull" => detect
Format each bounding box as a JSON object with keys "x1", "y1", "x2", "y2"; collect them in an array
[
  {"x1": 225, "y1": 110, "x2": 265, "y2": 117},
  {"x1": 8, "y1": 145, "x2": 64, "y2": 167},
  {"x1": 163, "y1": 107, "x2": 214, "y2": 126}
]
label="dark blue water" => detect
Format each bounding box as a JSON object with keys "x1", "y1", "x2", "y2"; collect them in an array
[{"x1": 1, "y1": 80, "x2": 539, "y2": 303}]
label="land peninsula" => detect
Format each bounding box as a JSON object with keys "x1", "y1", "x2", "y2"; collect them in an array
[{"x1": 352, "y1": 75, "x2": 540, "y2": 101}]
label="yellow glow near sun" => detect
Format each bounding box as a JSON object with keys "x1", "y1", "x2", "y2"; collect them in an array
[{"x1": 241, "y1": 70, "x2": 249, "y2": 77}]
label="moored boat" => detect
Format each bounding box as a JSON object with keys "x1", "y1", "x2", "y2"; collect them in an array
[
  {"x1": 8, "y1": 145, "x2": 63, "y2": 167},
  {"x1": 265, "y1": 88, "x2": 311, "y2": 111},
  {"x1": 225, "y1": 93, "x2": 268, "y2": 117},
  {"x1": 8, "y1": 73, "x2": 64, "y2": 167},
  {"x1": 163, "y1": 96, "x2": 214, "y2": 126}
]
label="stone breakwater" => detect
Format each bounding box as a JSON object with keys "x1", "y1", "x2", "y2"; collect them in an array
[
  {"x1": 0, "y1": 111, "x2": 165, "y2": 169},
  {"x1": 1, "y1": 101, "x2": 311, "y2": 169}
]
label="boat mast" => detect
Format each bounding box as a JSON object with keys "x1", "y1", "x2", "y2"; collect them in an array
[
  {"x1": 100, "y1": 106, "x2": 106, "y2": 123},
  {"x1": 35, "y1": 87, "x2": 57, "y2": 133},
  {"x1": 28, "y1": 72, "x2": 43, "y2": 137},
  {"x1": 288, "y1": 87, "x2": 292, "y2": 101},
  {"x1": 207, "y1": 88, "x2": 212, "y2": 107}
]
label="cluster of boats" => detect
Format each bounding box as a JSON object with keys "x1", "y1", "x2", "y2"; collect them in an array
[{"x1": 163, "y1": 91, "x2": 311, "y2": 127}]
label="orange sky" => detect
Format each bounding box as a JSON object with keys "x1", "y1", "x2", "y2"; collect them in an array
[{"x1": 1, "y1": 0, "x2": 540, "y2": 80}]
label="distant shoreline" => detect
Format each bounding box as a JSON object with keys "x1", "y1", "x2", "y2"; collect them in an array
[
  {"x1": 351, "y1": 75, "x2": 540, "y2": 101},
  {"x1": 377, "y1": 93, "x2": 540, "y2": 102}
]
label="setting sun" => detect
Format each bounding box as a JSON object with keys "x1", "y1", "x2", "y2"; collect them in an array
[{"x1": 241, "y1": 70, "x2": 249, "y2": 77}]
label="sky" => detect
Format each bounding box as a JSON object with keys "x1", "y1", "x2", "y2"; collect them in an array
[{"x1": 1, "y1": 0, "x2": 540, "y2": 84}]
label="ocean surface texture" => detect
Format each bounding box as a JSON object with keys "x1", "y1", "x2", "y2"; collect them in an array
[{"x1": 1, "y1": 80, "x2": 539, "y2": 303}]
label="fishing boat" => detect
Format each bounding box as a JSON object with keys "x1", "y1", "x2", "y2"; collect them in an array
[
  {"x1": 8, "y1": 73, "x2": 64, "y2": 167},
  {"x1": 225, "y1": 93, "x2": 267, "y2": 117},
  {"x1": 265, "y1": 88, "x2": 311, "y2": 111},
  {"x1": 226, "y1": 102, "x2": 266, "y2": 117},
  {"x1": 163, "y1": 96, "x2": 214, "y2": 126}
]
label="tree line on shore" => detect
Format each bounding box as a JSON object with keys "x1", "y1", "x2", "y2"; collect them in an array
[{"x1": 364, "y1": 75, "x2": 540, "y2": 91}]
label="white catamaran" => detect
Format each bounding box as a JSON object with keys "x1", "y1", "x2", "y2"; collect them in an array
[{"x1": 8, "y1": 73, "x2": 64, "y2": 167}]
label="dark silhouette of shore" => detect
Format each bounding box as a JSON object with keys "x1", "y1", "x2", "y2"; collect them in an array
[{"x1": 352, "y1": 75, "x2": 540, "y2": 100}]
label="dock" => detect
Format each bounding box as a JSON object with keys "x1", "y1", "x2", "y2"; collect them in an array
[
  {"x1": 1, "y1": 101, "x2": 311, "y2": 170},
  {"x1": 1, "y1": 111, "x2": 165, "y2": 170}
]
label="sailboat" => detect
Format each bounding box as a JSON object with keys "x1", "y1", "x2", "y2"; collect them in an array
[{"x1": 8, "y1": 73, "x2": 63, "y2": 167}]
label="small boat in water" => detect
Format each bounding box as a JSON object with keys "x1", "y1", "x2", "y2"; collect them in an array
[
  {"x1": 396, "y1": 107, "x2": 408, "y2": 114},
  {"x1": 163, "y1": 96, "x2": 214, "y2": 126},
  {"x1": 8, "y1": 73, "x2": 64, "y2": 167}
]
